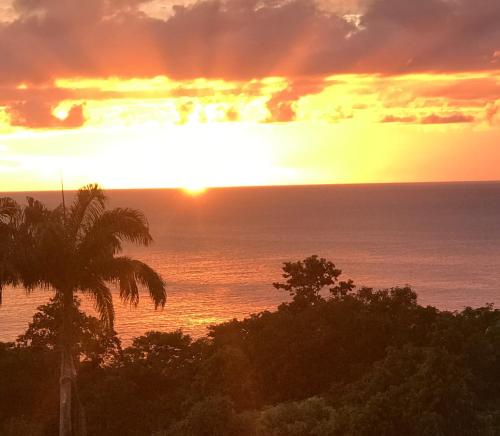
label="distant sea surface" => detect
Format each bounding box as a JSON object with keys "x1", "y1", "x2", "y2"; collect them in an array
[{"x1": 1, "y1": 182, "x2": 500, "y2": 343}]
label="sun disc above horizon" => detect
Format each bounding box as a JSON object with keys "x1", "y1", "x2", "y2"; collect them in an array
[{"x1": 182, "y1": 182, "x2": 208, "y2": 196}]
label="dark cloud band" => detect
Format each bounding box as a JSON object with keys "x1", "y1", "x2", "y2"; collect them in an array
[{"x1": 0, "y1": 0, "x2": 498, "y2": 85}]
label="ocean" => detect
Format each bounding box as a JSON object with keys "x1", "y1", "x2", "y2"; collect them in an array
[{"x1": 1, "y1": 182, "x2": 500, "y2": 343}]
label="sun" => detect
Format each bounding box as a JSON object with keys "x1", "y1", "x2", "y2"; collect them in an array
[{"x1": 182, "y1": 182, "x2": 208, "y2": 196}]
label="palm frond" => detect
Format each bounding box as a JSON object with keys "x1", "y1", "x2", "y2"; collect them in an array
[
  {"x1": 77, "y1": 208, "x2": 153, "y2": 259},
  {"x1": 0, "y1": 197, "x2": 21, "y2": 223},
  {"x1": 0, "y1": 198, "x2": 29, "y2": 302},
  {"x1": 23, "y1": 197, "x2": 52, "y2": 227},
  {"x1": 97, "y1": 256, "x2": 166, "y2": 309},
  {"x1": 131, "y1": 259, "x2": 167, "y2": 309},
  {"x1": 0, "y1": 196, "x2": 59, "y2": 297},
  {"x1": 68, "y1": 183, "x2": 106, "y2": 240},
  {"x1": 79, "y1": 279, "x2": 115, "y2": 329}
]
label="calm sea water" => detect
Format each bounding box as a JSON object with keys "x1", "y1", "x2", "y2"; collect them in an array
[{"x1": 1, "y1": 182, "x2": 500, "y2": 343}]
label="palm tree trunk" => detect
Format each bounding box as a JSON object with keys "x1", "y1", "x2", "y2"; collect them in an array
[
  {"x1": 60, "y1": 290, "x2": 74, "y2": 436},
  {"x1": 60, "y1": 347, "x2": 74, "y2": 436},
  {"x1": 74, "y1": 378, "x2": 87, "y2": 436}
]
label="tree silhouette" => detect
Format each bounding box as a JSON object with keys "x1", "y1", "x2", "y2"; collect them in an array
[
  {"x1": 273, "y1": 255, "x2": 354, "y2": 306},
  {"x1": 0, "y1": 184, "x2": 166, "y2": 436}
]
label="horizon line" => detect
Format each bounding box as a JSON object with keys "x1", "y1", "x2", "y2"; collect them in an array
[{"x1": 3, "y1": 178, "x2": 500, "y2": 195}]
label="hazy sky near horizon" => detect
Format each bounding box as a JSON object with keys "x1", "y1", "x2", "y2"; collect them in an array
[{"x1": 0, "y1": 0, "x2": 499, "y2": 191}]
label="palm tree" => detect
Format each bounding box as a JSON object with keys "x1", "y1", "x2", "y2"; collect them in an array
[{"x1": 0, "y1": 184, "x2": 167, "y2": 436}]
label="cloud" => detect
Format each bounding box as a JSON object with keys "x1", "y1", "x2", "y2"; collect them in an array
[
  {"x1": 225, "y1": 106, "x2": 239, "y2": 122},
  {"x1": 265, "y1": 77, "x2": 327, "y2": 122},
  {"x1": 0, "y1": 0, "x2": 498, "y2": 84},
  {"x1": 380, "y1": 112, "x2": 476, "y2": 125},
  {"x1": 420, "y1": 113, "x2": 475, "y2": 124},
  {"x1": 325, "y1": 106, "x2": 353, "y2": 123},
  {"x1": 381, "y1": 115, "x2": 417, "y2": 123},
  {"x1": 416, "y1": 78, "x2": 500, "y2": 101},
  {"x1": 7, "y1": 99, "x2": 86, "y2": 128},
  {"x1": 175, "y1": 101, "x2": 195, "y2": 125},
  {"x1": 354, "y1": 0, "x2": 500, "y2": 74},
  {"x1": 266, "y1": 100, "x2": 296, "y2": 123},
  {"x1": 485, "y1": 102, "x2": 499, "y2": 125},
  {"x1": 0, "y1": 86, "x2": 77, "y2": 103}
]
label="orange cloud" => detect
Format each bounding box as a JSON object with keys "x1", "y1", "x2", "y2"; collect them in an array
[
  {"x1": 420, "y1": 113, "x2": 475, "y2": 124},
  {"x1": 0, "y1": 0, "x2": 499, "y2": 85},
  {"x1": 380, "y1": 112, "x2": 475, "y2": 125},
  {"x1": 265, "y1": 78, "x2": 326, "y2": 123},
  {"x1": 381, "y1": 115, "x2": 418, "y2": 123},
  {"x1": 1, "y1": 71, "x2": 497, "y2": 130},
  {"x1": 485, "y1": 102, "x2": 499, "y2": 125},
  {"x1": 7, "y1": 100, "x2": 86, "y2": 129}
]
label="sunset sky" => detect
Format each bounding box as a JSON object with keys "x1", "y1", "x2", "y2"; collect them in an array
[{"x1": 0, "y1": 0, "x2": 499, "y2": 191}]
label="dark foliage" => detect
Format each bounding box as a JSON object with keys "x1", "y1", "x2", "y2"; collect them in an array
[{"x1": 1, "y1": 256, "x2": 499, "y2": 435}]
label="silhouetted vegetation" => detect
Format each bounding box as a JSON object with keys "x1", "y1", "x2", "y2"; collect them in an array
[
  {"x1": 1, "y1": 256, "x2": 499, "y2": 435},
  {"x1": 0, "y1": 185, "x2": 166, "y2": 435}
]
